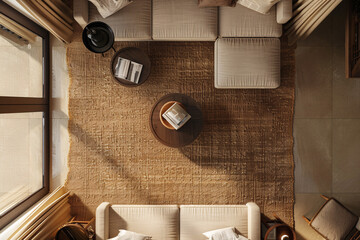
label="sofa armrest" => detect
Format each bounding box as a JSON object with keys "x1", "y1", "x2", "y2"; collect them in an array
[
  {"x1": 276, "y1": 0, "x2": 292, "y2": 24},
  {"x1": 74, "y1": 0, "x2": 89, "y2": 28},
  {"x1": 96, "y1": 202, "x2": 111, "y2": 240},
  {"x1": 246, "y1": 202, "x2": 261, "y2": 240}
]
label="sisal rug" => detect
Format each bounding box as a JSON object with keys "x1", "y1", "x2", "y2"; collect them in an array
[{"x1": 65, "y1": 34, "x2": 295, "y2": 225}]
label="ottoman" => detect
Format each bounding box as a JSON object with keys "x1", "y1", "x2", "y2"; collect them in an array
[{"x1": 215, "y1": 38, "x2": 281, "y2": 89}]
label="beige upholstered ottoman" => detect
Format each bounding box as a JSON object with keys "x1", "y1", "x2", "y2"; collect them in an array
[{"x1": 215, "y1": 38, "x2": 281, "y2": 89}]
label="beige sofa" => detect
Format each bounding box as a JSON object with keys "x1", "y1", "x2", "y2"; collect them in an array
[
  {"x1": 96, "y1": 203, "x2": 261, "y2": 240},
  {"x1": 74, "y1": 0, "x2": 292, "y2": 89}
]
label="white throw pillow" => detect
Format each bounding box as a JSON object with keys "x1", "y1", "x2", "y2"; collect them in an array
[
  {"x1": 107, "y1": 229, "x2": 152, "y2": 240},
  {"x1": 89, "y1": 0, "x2": 132, "y2": 18},
  {"x1": 237, "y1": 0, "x2": 280, "y2": 14},
  {"x1": 356, "y1": 217, "x2": 360, "y2": 231},
  {"x1": 203, "y1": 227, "x2": 248, "y2": 240}
]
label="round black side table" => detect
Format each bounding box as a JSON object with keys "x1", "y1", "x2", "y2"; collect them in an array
[{"x1": 82, "y1": 21, "x2": 115, "y2": 55}]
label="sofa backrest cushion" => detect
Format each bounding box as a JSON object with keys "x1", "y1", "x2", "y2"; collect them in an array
[
  {"x1": 88, "y1": 0, "x2": 152, "y2": 41},
  {"x1": 179, "y1": 205, "x2": 248, "y2": 240},
  {"x1": 152, "y1": 0, "x2": 218, "y2": 41},
  {"x1": 108, "y1": 205, "x2": 179, "y2": 240},
  {"x1": 219, "y1": 4, "x2": 282, "y2": 37}
]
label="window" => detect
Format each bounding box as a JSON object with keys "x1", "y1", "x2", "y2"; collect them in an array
[{"x1": 0, "y1": 1, "x2": 49, "y2": 229}]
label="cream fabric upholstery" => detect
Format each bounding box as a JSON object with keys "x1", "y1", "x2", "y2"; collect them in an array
[
  {"x1": 311, "y1": 199, "x2": 358, "y2": 240},
  {"x1": 73, "y1": 0, "x2": 291, "y2": 41},
  {"x1": 237, "y1": 0, "x2": 281, "y2": 14},
  {"x1": 95, "y1": 203, "x2": 179, "y2": 240},
  {"x1": 87, "y1": 0, "x2": 151, "y2": 41},
  {"x1": 219, "y1": 4, "x2": 282, "y2": 37},
  {"x1": 96, "y1": 202, "x2": 110, "y2": 240},
  {"x1": 215, "y1": 38, "x2": 281, "y2": 89},
  {"x1": 246, "y1": 202, "x2": 261, "y2": 240},
  {"x1": 152, "y1": 0, "x2": 218, "y2": 41},
  {"x1": 276, "y1": 0, "x2": 292, "y2": 24},
  {"x1": 96, "y1": 203, "x2": 261, "y2": 240},
  {"x1": 73, "y1": 0, "x2": 88, "y2": 28},
  {"x1": 180, "y1": 205, "x2": 251, "y2": 240}
]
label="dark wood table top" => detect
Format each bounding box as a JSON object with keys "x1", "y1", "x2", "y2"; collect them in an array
[
  {"x1": 150, "y1": 93, "x2": 203, "y2": 148},
  {"x1": 265, "y1": 223, "x2": 296, "y2": 240},
  {"x1": 111, "y1": 47, "x2": 151, "y2": 87}
]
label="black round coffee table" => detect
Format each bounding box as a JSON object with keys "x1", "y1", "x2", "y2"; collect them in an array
[
  {"x1": 111, "y1": 47, "x2": 151, "y2": 87},
  {"x1": 150, "y1": 93, "x2": 203, "y2": 148}
]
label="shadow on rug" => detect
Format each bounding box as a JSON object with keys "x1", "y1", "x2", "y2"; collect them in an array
[{"x1": 65, "y1": 34, "x2": 295, "y2": 225}]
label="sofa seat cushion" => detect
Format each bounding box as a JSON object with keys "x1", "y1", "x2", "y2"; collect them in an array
[
  {"x1": 215, "y1": 38, "x2": 281, "y2": 89},
  {"x1": 219, "y1": 4, "x2": 282, "y2": 37},
  {"x1": 152, "y1": 0, "x2": 218, "y2": 41},
  {"x1": 180, "y1": 205, "x2": 248, "y2": 240},
  {"x1": 89, "y1": 0, "x2": 151, "y2": 41},
  {"x1": 108, "y1": 205, "x2": 179, "y2": 240}
]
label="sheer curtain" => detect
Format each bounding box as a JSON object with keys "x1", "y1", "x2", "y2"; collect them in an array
[
  {"x1": 16, "y1": 0, "x2": 73, "y2": 43},
  {"x1": 8, "y1": 186, "x2": 71, "y2": 240},
  {"x1": 285, "y1": 0, "x2": 342, "y2": 45}
]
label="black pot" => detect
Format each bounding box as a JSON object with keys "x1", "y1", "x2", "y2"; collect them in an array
[
  {"x1": 82, "y1": 21, "x2": 114, "y2": 54},
  {"x1": 55, "y1": 223, "x2": 89, "y2": 240}
]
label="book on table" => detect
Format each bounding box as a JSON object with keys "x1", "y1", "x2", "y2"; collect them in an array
[
  {"x1": 114, "y1": 57, "x2": 143, "y2": 84},
  {"x1": 162, "y1": 103, "x2": 191, "y2": 130}
]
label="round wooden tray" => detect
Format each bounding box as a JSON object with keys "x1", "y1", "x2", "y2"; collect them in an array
[
  {"x1": 150, "y1": 93, "x2": 203, "y2": 148},
  {"x1": 110, "y1": 47, "x2": 151, "y2": 87}
]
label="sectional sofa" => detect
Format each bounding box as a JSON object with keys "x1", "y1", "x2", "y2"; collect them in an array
[
  {"x1": 95, "y1": 202, "x2": 261, "y2": 240},
  {"x1": 74, "y1": 0, "x2": 292, "y2": 89}
]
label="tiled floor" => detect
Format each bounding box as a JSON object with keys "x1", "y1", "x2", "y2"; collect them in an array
[{"x1": 294, "y1": 2, "x2": 360, "y2": 239}]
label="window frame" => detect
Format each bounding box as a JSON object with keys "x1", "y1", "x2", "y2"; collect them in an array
[{"x1": 0, "y1": 0, "x2": 50, "y2": 229}]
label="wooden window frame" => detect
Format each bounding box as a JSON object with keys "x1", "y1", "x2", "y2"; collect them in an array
[{"x1": 0, "y1": 0, "x2": 50, "y2": 230}]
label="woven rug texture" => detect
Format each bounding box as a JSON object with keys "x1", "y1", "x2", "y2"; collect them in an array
[{"x1": 65, "y1": 35, "x2": 295, "y2": 225}]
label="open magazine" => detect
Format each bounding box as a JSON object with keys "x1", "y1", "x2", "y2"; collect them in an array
[{"x1": 114, "y1": 57, "x2": 143, "y2": 84}]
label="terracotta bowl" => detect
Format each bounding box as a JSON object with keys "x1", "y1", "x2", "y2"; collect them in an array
[{"x1": 159, "y1": 101, "x2": 185, "y2": 130}]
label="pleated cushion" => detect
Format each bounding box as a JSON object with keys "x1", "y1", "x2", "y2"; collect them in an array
[
  {"x1": 89, "y1": 0, "x2": 151, "y2": 41},
  {"x1": 219, "y1": 4, "x2": 282, "y2": 37},
  {"x1": 152, "y1": 0, "x2": 218, "y2": 40},
  {"x1": 108, "y1": 205, "x2": 179, "y2": 240},
  {"x1": 180, "y1": 205, "x2": 248, "y2": 240},
  {"x1": 215, "y1": 38, "x2": 281, "y2": 89}
]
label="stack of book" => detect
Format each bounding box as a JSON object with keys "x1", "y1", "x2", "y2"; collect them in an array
[
  {"x1": 162, "y1": 103, "x2": 191, "y2": 130},
  {"x1": 114, "y1": 57, "x2": 143, "y2": 84}
]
